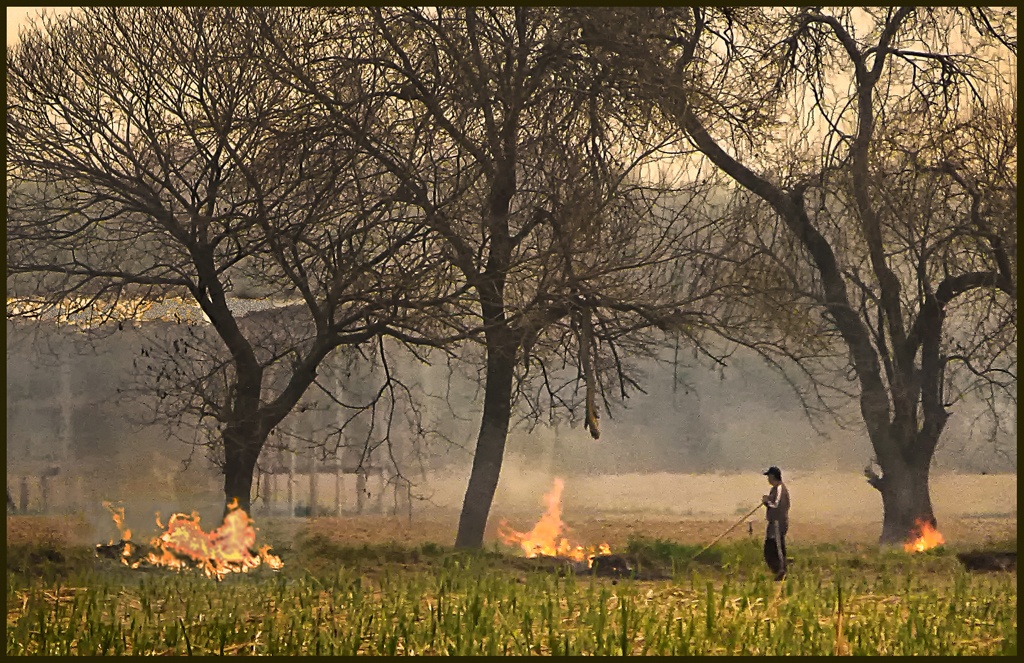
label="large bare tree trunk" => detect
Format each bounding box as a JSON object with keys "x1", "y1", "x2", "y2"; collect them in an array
[
  {"x1": 223, "y1": 426, "x2": 262, "y2": 517},
  {"x1": 867, "y1": 426, "x2": 942, "y2": 545},
  {"x1": 454, "y1": 334, "x2": 516, "y2": 549},
  {"x1": 875, "y1": 456, "x2": 936, "y2": 545}
]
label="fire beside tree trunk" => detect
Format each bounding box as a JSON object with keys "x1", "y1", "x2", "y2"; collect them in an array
[
  {"x1": 223, "y1": 428, "x2": 262, "y2": 517},
  {"x1": 455, "y1": 342, "x2": 516, "y2": 549},
  {"x1": 876, "y1": 456, "x2": 936, "y2": 545}
]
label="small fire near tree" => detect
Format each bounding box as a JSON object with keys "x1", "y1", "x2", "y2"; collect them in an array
[
  {"x1": 96, "y1": 499, "x2": 283, "y2": 579},
  {"x1": 498, "y1": 477, "x2": 611, "y2": 568},
  {"x1": 903, "y1": 518, "x2": 946, "y2": 553}
]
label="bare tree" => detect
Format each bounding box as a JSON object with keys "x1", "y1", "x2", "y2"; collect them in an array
[
  {"x1": 256, "y1": 6, "x2": 723, "y2": 548},
  {"x1": 7, "y1": 7, "x2": 453, "y2": 515},
  {"x1": 579, "y1": 7, "x2": 1016, "y2": 543}
]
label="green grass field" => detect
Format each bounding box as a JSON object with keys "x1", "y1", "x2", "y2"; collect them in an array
[{"x1": 6, "y1": 526, "x2": 1016, "y2": 656}]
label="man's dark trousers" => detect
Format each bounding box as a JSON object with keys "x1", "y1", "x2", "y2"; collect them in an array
[{"x1": 764, "y1": 521, "x2": 787, "y2": 580}]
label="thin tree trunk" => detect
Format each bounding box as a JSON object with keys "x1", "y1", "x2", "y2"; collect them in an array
[
  {"x1": 356, "y1": 472, "x2": 366, "y2": 515},
  {"x1": 335, "y1": 464, "x2": 343, "y2": 517},
  {"x1": 454, "y1": 337, "x2": 517, "y2": 549},
  {"x1": 19, "y1": 477, "x2": 29, "y2": 514},
  {"x1": 288, "y1": 451, "x2": 296, "y2": 516},
  {"x1": 262, "y1": 469, "x2": 271, "y2": 515},
  {"x1": 308, "y1": 455, "x2": 318, "y2": 518}
]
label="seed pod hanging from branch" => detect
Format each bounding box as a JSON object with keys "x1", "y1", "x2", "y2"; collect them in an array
[{"x1": 576, "y1": 305, "x2": 600, "y2": 439}]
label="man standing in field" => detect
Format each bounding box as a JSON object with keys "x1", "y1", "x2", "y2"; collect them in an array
[{"x1": 761, "y1": 466, "x2": 790, "y2": 580}]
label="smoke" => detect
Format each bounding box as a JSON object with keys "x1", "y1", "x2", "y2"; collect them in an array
[{"x1": 6, "y1": 320, "x2": 1015, "y2": 535}]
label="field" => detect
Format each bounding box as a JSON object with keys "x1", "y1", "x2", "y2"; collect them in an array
[{"x1": 6, "y1": 472, "x2": 1018, "y2": 655}]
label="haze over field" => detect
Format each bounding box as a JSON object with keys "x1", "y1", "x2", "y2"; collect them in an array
[
  {"x1": 6, "y1": 7, "x2": 1015, "y2": 555},
  {"x1": 9, "y1": 467, "x2": 1016, "y2": 552}
]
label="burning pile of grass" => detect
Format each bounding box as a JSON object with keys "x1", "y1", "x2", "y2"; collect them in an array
[
  {"x1": 95, "y1": 499, "x2": 282, "y2": 579},
  {"x1": 903, "y1": 518, "x2": 945, "y2": 553},
  {"x1": 498, "y1": 477, "x2": 630, "y2": 576}
]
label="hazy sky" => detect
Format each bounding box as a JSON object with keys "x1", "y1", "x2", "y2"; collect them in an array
[{"x1": 6, "y1": 7, "x2": 74, "y2": 46}]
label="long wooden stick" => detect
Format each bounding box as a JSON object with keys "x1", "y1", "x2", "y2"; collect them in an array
[{"x1": 691, "y1": 503, "x2": 764, "y2": 561}]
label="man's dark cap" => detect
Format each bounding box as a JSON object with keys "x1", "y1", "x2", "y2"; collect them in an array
[{"x1": 763, "y1": 466, "x2": 782, "y2": 480}]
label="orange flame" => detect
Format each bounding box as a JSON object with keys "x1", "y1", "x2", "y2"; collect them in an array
[
  {"x1": 904, "y1": 518, "x2": 945, "y2": 553},
  {"x1": 498, "y1": 477, "x2": 611, "y2": 567},
  {"x1": 103, "y1": 498, "x2": 283, "y2": 578},
  {"x1": 102, "y1": 501, "x2": 132, "y2": 544}
]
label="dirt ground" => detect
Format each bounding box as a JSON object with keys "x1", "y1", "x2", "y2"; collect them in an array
[
  {"x1": 7, "y1": 470, "x2": 1016, "y2": 551},
  {"x1": 301, "y1": 508, "x2": 1017, "y2": 550}
]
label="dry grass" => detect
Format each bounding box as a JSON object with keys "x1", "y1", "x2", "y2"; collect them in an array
[
  {"x1": 6, "y1": 514, "x2": 96, "y2": 547},
  {"x1": 7, "y1": 471, "x2": 1015, "y2": 551}
]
